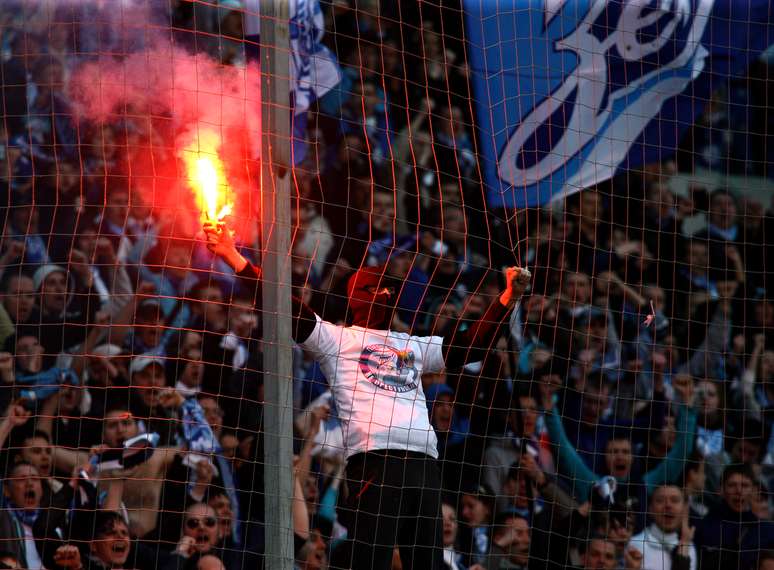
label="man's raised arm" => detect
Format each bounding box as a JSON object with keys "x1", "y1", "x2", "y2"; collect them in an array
[
  {"x1": 442, "y1": 266, "x2": 531, "y2": 370},
  {"x1": 203, "y1": 222, "x2": 318, "y2": 343}
]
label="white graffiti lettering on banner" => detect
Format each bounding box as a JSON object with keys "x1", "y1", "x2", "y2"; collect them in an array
[{"x1": 498, "y1": 0, "x2": 713, "y2": 200}]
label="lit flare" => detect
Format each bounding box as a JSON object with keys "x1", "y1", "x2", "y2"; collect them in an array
[{"x1": 181, "y1": 130, "x2": 233, "y2": 223}]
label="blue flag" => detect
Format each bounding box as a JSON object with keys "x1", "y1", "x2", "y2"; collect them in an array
[
  {"x1": 464, "y1": 0, "x2": 773, "y2": 209},
  {"x1": 244, "y1": 0, "x2": 342, "y2": 165}
]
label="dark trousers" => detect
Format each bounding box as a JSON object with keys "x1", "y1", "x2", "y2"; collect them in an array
[{"x1": 341, "y1": 450, "x2": 444, "y2": 570}]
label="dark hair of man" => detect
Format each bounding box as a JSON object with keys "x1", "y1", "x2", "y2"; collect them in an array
[{"x1": 721, "y1": 463, "x2": 756, "y2": 488}]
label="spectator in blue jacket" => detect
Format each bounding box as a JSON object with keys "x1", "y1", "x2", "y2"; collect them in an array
[{"x1": 544, "y1": 374, "x2": 697, "y2": 530}]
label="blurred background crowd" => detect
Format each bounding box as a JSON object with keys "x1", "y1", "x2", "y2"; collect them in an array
[{"x1": 0, "y1": 1, "x2": 773, "y2": 570}]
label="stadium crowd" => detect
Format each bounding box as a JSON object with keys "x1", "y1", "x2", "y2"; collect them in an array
[{"x1": 1, "y1": 1, "x2": 774, "y2": 570}]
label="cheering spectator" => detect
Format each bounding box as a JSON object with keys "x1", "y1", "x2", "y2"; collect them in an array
[
  {"x1": 82, "y1": 512, "x2": 135, "y2": 570},
  {"x1": 167, "y1": 503, "x2": 224, "y2": 569},
  {"x1": 31, "y1": 262, "x2": 99, "y2": 361},
  {"x1": 73, "y1": 219, "x2": 133, "y2": 316},
  {"x1": 3, "y1": 195, "x2": 50, "y2": 266},
  {"x1": 425, "y1": 383, "x2": 480, "y2": 497},
  {"x1": 628, "y1": 484, "x2": 698, "y2": 570},
  {"x1": 479, "y1": 511, "x2": 531, "y2": 570},
  {"x1": 0, "y1": 463, "x2": 45, "y2": 570},
  {"x1": 0, "y1": 273, "x2": 35, "y2": 348},
  {"x1": 484, "y1": 383, "x2": 545, "y2": 507},
  {"x1": 459, "y1": 484, "x2": 496, "y2": 567},
  {"x1": 694, "y1": 463, "x2": 774, "y2": 570},
  {"x1": 544, "y1": 374, "x2": 697, "y2": 525},
  {"x1": 440, "y1": 501, "x2": 466, "y2": 570},
  {"x1": 573, "y1": 536, "x2": 618, "y2": 570}
]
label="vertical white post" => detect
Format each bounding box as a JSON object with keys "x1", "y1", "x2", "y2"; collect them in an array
[{"x1": 260, "y1": 0, "x2": 294, "y2": 567}]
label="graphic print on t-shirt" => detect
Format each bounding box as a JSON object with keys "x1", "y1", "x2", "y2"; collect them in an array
[{"x1": 358, "y1": 344, "x2": 419, "y2": 393}]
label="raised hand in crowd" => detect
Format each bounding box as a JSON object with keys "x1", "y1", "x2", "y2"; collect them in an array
[
  {"x1": 158, "y1": 387, "x2": 186, "y2": 410},
  {"x1": 672, "y1": 373, "x2": 695, "y2": 406},
  {"x1": 0, "y1": 240, "x2": 25, "y2": 268},
  {"x1": 677, "y1": 511, "x2": 695, "y2": 559},
  {"x1": 519, "y1": 450, "x2": 546, "y2": 488},
  {"x1": 0, "y1": 402, "x2": 31, "y2": 448},
  {"x1": 306, "y1": 403, "x2": 329, "y2": 440},
  {"x1": 190, "y1": 457, "x2": 217, "y2": 503},
  {"x1": 104, "y1": 280, "x2": 159, "y2": 348},
  {"x1": 94, "y1": 237, "x2": 118, "y2": 264},
  {"x1": 538, "y1": 373, "x2": 562, "y2": 410},
  {"x1": 68, "y1": 248, "x2": 94, "y2": 289},
  {"x1": 624, "y1": 545, "x2": 644, "y2": 570},
  {"x1": 53, "y1": 545, "x2": 82, "y2": 570},
  {"x1": 175, "y1": 535, "x2": 198, "y2": 558}
]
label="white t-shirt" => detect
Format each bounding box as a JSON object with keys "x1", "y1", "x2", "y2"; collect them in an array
[
  {"x1": 299, "y1": 316, "x2": 445, "y2": 458},
  {"x1": 629, "y1": 525, "x2": 697, "y2": 570}
]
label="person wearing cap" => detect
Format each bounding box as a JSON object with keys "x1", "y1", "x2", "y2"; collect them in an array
[
  {"x1": 29, "y1": 261, "x2": 99, "y2": 364},
  {"x1": 86, "y1": 344, "x2": 126, "y2": 386},
  {"x1": 126, "y1": 355, "x2": 184, "y2": 446},
  {"x1": 425, "y1": 383, "x2": 485, "y2": 499},
  {"x1": 204, "y1": 222, "x2": 531, "y2": 570},
  {"x1": 107, "y1": 282, "x2": 173, "y2": 357}
]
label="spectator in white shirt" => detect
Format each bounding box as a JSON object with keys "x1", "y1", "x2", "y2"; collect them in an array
[{"x1": 628, "y1": 485, "x2": 697, "y2": 570}]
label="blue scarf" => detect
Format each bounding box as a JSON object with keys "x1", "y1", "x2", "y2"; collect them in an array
[
  {"x1": 16, "y1": 367, "x2": 78, "y2": 402},
  {"x1": 178, "y1": 398, "x2": 241, "y2": 544},
  {"x1": 4, "y1": 498, "x2": 39, "y2": 527},
  {"x1": 682, "y1": 268, "x2": 718, "y2": 298},
  {"x1": 707, "y1": 223, "x2": 738, "y2": 242}
]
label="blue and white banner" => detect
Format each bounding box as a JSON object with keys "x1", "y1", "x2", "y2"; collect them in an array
[
  {"x1": 244, "y1": 0, "x2": 342, "y2": 164},
  {"x1": 464, "y1": 0, "x2": 773, "y2": 209}
]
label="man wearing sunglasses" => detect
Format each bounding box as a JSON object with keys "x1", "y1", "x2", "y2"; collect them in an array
[
  {"x1": 172, "y1": 503, "x2": 222, "y2": 563},
  {"x1": 205, "y1": 223, "x2": 531, "y2": 570}
]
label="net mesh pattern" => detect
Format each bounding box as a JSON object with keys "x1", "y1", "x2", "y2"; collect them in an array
[{"x1": 0, "y1": 1, "x2": 772, "y2": 569}]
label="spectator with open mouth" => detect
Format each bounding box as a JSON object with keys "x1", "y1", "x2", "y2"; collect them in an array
[
  {"x1": 627, "y1": 484, "x2": 697, "y2": 570},
  {"x1": 88, "y1": 512, "x2": 132, "y2": 569},
  {"x1": 166, "y1": 503, "x2": 224, "y2": 570},
  {"x1": 0, "y1": 462, "x2": 45, "y2": 570},
  {"x1": 50, "y1": 398, "x2": 215, "y2": 541},
  {"x1": 50, "y1": 510, "x2": 167, "y2": 570}
]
